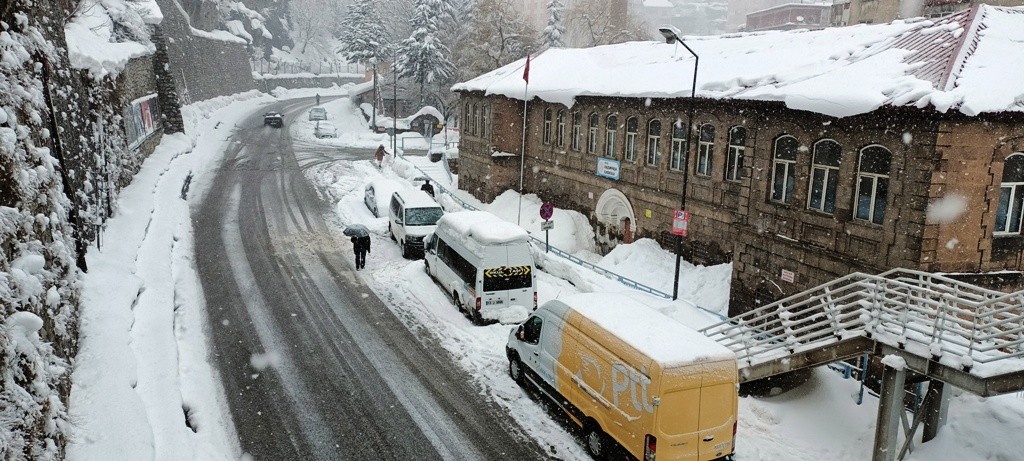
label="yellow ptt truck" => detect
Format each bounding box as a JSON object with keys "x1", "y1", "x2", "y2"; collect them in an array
[{"x1": 506, "y1": 293, "x2": 738, "y2": 460}]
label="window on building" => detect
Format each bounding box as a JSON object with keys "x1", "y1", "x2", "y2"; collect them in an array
[
  {"x1": 605, "y1": 115, "x2": 618, "y2": 158},
  {"x1": 571, "y1": 111, "x2": 582, "y2": 151},
  {"x1": 470, "y1": 104, "x2": 478, "y2": 136},
  {"x1": 543, "y1": 108, "x2": 552, "y2": 144},
  {"x1": 670, "y1": 120, "x2": 686, "y2": 171},
  {"x1": 726, "y1": 126, "x2": 746, "y2": 181},
  {"x1": 771, "y1": 135, "x2": 799, "y2": 204},
  {"x1": 477, "y1": 104, "x2": 485, "y2": 136},
  {"x1": 556, "y1": 110, "x2": 566, "y2": 147},
  {"x1": 588, "y1": 113, "x2": 600, "y2": 154},
  {"x1": 995, "y1": 153, "x2": 1024, "y2": 235},
  {"x1": 854, "y1": 145, "x2": 892, "y2": 225},
  {"x1": 482, "y1": 105, "x2": 490, "y2": 138},
  {"x1": 464, "y1": 103, "x2": 470, "y2": 134},
  {"x1": 625, "y1": 116, "x2": 638, "y2": 161},
  {"x1": 696, "y1": 124, "x2": 715, "y2": 176},
  {"x1": 646, "y1": 119, "x2": 662, "y2": 166},
  {"x1": 808, "y1": 139, "x2": 841, "y2": 214}
]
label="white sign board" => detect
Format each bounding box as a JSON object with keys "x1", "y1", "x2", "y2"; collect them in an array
[
  {"x1": 596, "y1": 157, "x2": 621, "y2": 180},
  {"x1": 541, "y1": 220, "x2": 555, "y2": 231},
  {"x1": 781, "y1": 269, "x2": 796, "y2": 283}
]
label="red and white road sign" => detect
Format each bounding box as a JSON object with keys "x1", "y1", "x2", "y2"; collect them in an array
[{"x1": 671, "y1": 210, "x2": 689, "y2": 237}]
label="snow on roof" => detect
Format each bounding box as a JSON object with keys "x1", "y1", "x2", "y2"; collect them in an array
[
  {"x1": 556, "y1": 293, "x2": 735, "y2": 367},
  {"x1": 437, "y1": 211, "x2": 529, "y2": 245},
  {"x1": 397, "y1": 189, "x2": 441, "y2": 209},
  {"x1": 453, "y1": 5, "x2": 1024, "y2": 118}
]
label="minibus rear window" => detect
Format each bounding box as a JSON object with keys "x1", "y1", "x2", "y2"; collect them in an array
[{"x1": 483, "y1": 266, "x2": 532, "y2": 291}]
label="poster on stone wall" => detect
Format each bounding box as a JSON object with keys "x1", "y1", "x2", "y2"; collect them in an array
[{"x1": 125, "y1": 93, "x2": 161, "y2": 148}]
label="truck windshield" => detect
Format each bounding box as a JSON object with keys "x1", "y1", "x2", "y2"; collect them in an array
[
  {"x1": 483, "y1": 266, "x2": 532, "y2": 291},
  {"x1": 406, "y1": 207, "x2": 443, "y2": 226}
]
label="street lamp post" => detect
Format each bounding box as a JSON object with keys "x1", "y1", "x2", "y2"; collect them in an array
[
  {"x1": 659, "y1": 26, "x2": 699, "y2": 301},
  {"x1": 370, "y1": 57, "x2": 377, "y2": 132},
  {"x1": 393, "y1": 48, "x2": 399, "y2": 156}
]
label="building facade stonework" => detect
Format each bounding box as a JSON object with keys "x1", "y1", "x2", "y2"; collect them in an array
[{"x1": 457, "y1": 91, "x2": 1024, "y2": 315}]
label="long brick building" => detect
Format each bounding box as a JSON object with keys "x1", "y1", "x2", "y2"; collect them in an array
[{"x1": 453, "y1": 5, "x2": 1024, "y2": 315}]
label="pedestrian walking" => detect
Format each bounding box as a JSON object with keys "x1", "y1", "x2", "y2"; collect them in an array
[
  {"x1": 375, "y1": 144, "x2": 386, "y2": 169},
  {"x1": 421, "y1": 179, "x2": 435, "y2": 198},
  {"x1": 315, "y1": 93, "x2": 321, "y2": 106},
  {"x1": 351, "y1": 235, "x2": 370, "y2": 270}
]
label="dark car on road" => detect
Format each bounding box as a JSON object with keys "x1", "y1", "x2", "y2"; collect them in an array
[{"x1": 263, "y1": 111, "x2": 284, "y2": 128}]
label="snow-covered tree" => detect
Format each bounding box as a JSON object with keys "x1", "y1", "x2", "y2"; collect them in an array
[
  {"x1": 565, "y1": 0, "x2": 649, "y2": 47},
  {"x1": 288, "y1": 0, "x2": 339, "y2": 55},
  {"x1": 455, "y1": 0, "x2": 536, "y2": 80},
  {"x1": 543, "y1": 0, "x2": 566, "y2": 48},
  {"x1": 395, "y1": 0, "x2": 456, "y2": 106},
  {"x1": 336, "y1": 0, "x2": 390, "y2": 65}
]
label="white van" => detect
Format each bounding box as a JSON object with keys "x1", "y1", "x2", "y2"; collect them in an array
[
  {"x1": 506, "y1": 293, "x2": 739, "y2": 461},
  {"x1": 388, "y1": 190, "x2": 444, "y2": 258},
  {"x1": 424, "y1": 211, "x2": 537, "y2": 325}
]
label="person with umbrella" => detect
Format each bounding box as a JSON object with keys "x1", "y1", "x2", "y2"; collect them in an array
[{"x1": 345, "y1": 225, "x2": 371, "y2": 270}]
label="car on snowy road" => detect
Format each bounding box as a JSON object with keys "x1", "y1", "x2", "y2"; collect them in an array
[
  {"x1": 308, "y1": 107, "x2": 327, "y2": 121},
  {"x1": 314, "y1": 120, "x2": 337, "y2": 138},
  {"x1": 263, "y1": 111, "x2": 283, "y2": 127}
]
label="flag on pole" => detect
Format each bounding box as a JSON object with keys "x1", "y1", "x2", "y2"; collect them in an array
[{"x1": 522, "y1": 53, "x2": 531, "y2": 83}]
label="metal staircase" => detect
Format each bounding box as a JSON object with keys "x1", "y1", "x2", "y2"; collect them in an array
[{"x1": 699, "y1": 268, "x2": 1024, "y2": 460}]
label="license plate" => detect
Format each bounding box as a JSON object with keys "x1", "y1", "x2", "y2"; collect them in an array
[
  {"x1": 713, "y1": 441, "x2": 730, "y2": 452},
  {"x1": 485, "y1": 299, "x2": 505, "y2": 306}
]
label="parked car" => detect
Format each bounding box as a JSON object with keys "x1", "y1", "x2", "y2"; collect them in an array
[
  {"x1": 308, "y1": 107, "x2": 327, "y2": 121},
  {"x1": 263, "y1": 111, "x2": 283, "y2": 127},
  {"x1": 363, "y1": 179, "x2": 403, "y2": 217},
  {"x1": 388, "y1": 190, "x2": 443, "y2": 258},
  {"x1": 314, "y1": 120, "x2": 337, "y2": 138}
]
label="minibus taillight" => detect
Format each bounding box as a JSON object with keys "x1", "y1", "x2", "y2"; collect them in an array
[
  {"x1": 475, "y1": 297, "x2": 481, "y2": 311},
  {"x1": 644, "y1": 434, "x2": 656, "y2": 461},
  {"x1": 732, "y1": 421, "x2": 738, "y2": 452},
  {"x1": 533, "y1": 292, "x2": 538, "y2": 309}
]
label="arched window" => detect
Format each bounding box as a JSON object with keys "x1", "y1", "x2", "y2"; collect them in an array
[
  {"x1": 771, "y1": 135, "x2": 799, "y2": 204},
  {"x1": 543, "y1": 107, "x2": 552, "y2": 144},
  {"x1": 624, "y1": 117, "x2": 639, "y2": 161},
  {"x1": 556, "y1": 110, "x2": 566, "y2": 147},
  {"x1": 571, "y1": 111, "x2": 582, "y2": 151},
  {"x1": 808, "y1": 140, "x2": 841, "y2": 214},
  {"x1": 605, "y1": 115, "x2": 618, "y2": 158},
  {"x1": 646, "y1": 119, "x2": 662, "y2": 166},
  {"x1": 854, "y1": 145, "x2": 892, "y2": 224},
  {"x1": 696, "y1": 124, "x2": 715, "y2": 176},
  {"x1": 670, "y1": 120, "x2": 686, "y2": 171},
  {"x1": 588, "y1": 113, "x2": 600, "y2": 154},
  {"x1": 725, "y1": 127, "x2": 746, "y2": 181},
  {"x1": 995, "y1": 153, "x2": 1024, "y2": 235}
]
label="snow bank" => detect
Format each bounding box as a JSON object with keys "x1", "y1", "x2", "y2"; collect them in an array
[
  {"x1": 64, "y1": 0, "x2": 157, "y2": 78},
  {"x1": 437, "y1": 211, "x2": 530, "y2": 246}
]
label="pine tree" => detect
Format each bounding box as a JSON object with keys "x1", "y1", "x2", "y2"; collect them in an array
[
  {"x1": 337, "y1": 0, "x2": 389, "y2": 65},
  {"x1": 543, "y1": 0, "x2": 565, "y2": 48},
  {"x1": 395, "y1": 0, "x2": 456, "y2": 106}
]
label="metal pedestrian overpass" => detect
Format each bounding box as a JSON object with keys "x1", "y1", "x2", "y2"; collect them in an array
[{"x1": 700, "y1": 269, "x2": 1024, "y2": 461}]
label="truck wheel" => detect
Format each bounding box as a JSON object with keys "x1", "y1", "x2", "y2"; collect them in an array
[
  {"x1": 453, "y1": 293, "x2": 464, "y2": 314},
  {"x1": 584, "y1": 422, "x2": 608, "y2": 460},
  {"x1": 508, "y1": 355, "x2": 525, "y2": 385},
  {"x1": 400, "y1": 240, "x2": 408, "y2": 259},
  {"x1": 471, "y1": 308, "x2": 485, "y2": 326}
]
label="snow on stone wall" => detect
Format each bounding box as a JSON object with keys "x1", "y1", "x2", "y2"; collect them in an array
[{"x1": 0, "y1": 3, "x2": 82, "y2": 459}]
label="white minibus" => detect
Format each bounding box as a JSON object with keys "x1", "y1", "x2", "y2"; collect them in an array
[{"x1": 424, "y1": 211, "x2": 537, "y2": 324}]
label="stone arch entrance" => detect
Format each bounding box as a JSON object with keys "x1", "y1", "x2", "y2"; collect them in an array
[{"x1": 595, "y1": 189, "x2": 637, "y2": 253}]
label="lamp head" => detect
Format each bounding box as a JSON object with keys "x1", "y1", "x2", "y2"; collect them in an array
[{"x1": 658, "y1": 25, "x2": 682, "y2": 44}]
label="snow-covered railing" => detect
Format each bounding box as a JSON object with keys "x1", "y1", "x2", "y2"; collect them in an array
[
  {"x1": 412, "y1": 167, "x2": 684, "y2": 306},
  {"x1": 701, "y1": 268, "x2": 1024, "y2": 372}
]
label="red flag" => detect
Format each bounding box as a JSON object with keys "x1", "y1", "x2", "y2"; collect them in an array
[{"x1": 522, "y1": 53, "x2": 530, "y2": 84}]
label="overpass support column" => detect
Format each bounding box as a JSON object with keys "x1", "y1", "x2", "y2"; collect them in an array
[
  {"x1": 921, "y1": 380, "x2": 951, "y2": 443},
  {"x1": 872, "y1": 363, "x2": 907, "y2": 461}
]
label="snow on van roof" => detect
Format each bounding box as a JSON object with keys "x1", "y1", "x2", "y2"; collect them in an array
[
  {"x1": 437, "y1": 211, "x2": 529, "y2": 245},
  {"x1": 396, "y1": 189, "x2": 441, "y2": 209},
  {"x1": 559, "y1": 293, "x2": 734, "y2": 367}
]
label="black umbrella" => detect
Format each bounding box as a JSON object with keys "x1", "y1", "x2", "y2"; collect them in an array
[{"x1": 343, "y1": 224, "x2": 369, "y2": 237}]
